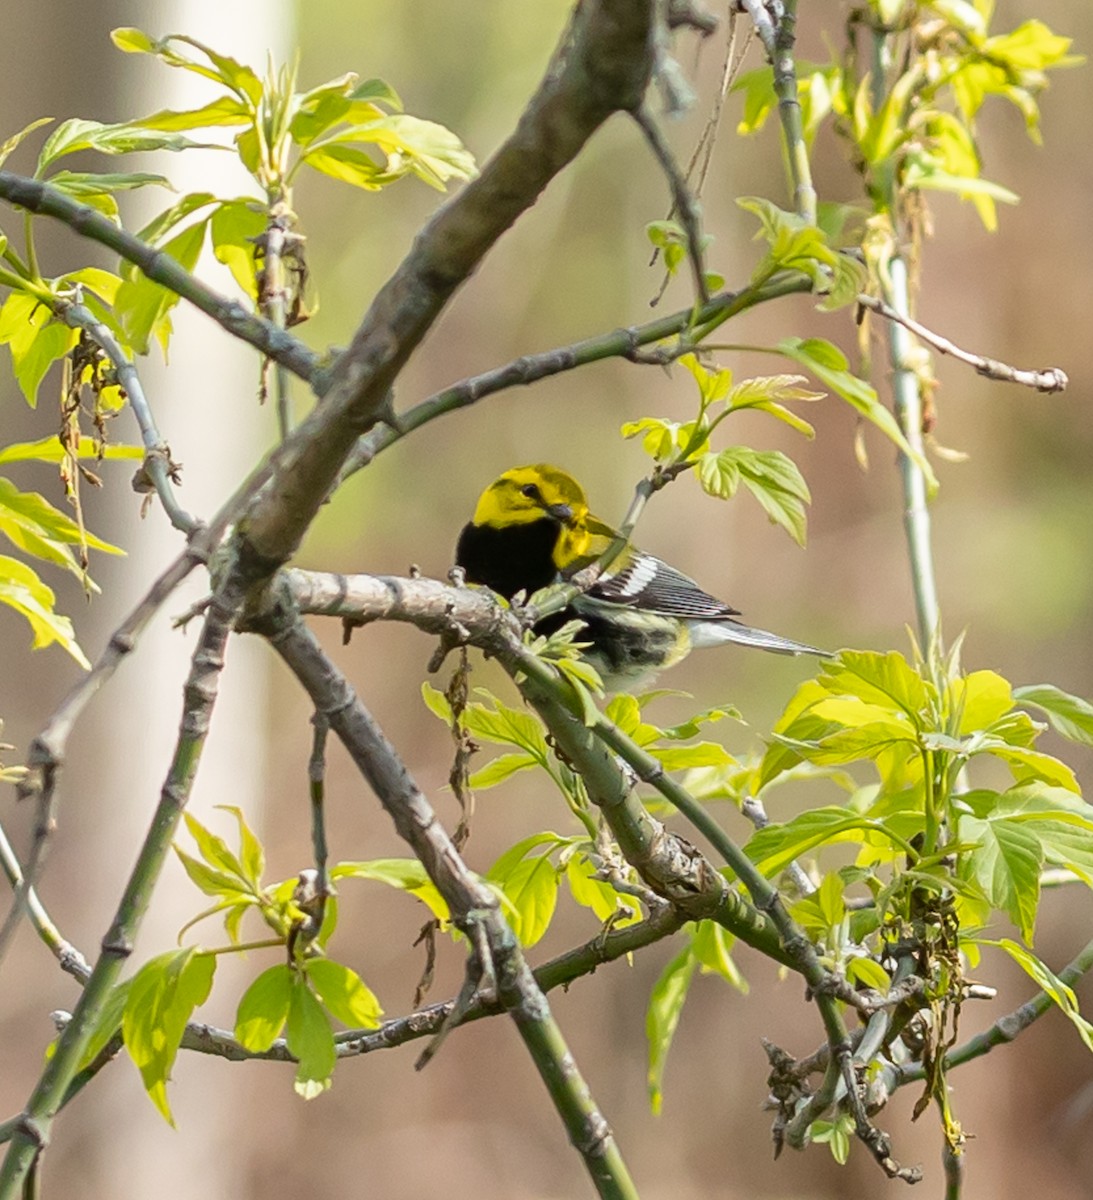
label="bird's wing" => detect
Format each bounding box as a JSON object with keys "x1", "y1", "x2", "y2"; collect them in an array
[{"x1": 588, "y1": 551, "x2": 742, "y2": 619}]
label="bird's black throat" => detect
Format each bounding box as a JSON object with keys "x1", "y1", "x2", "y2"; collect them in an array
[{"x1": 455, "y1": 518, "x2": 562, "y2": 600}]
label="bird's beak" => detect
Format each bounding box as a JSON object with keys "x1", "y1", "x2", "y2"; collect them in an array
[{"x1": 546, "y1": 502, "x2": 574, "y2": 525}]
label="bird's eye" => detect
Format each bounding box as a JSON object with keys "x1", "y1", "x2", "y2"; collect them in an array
[{"x1": 520, "y1": 483, "x2": 541, "y2": 501}]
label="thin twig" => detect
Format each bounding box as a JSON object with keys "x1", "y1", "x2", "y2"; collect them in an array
[
  {"x1": 858, "y1": 293, "x2": 1068, "y2": 393},
  {"x1": 0, "y1": 172, "x2": 320, "y2": 389},
  {"x1": 633, "y1": 104, "x2": 710, "y2": 304},
  {"x1": 738, "y1": 0, "x2": 815, "y2": 221},
  {"x1": 0, "y1": 820, "x2": 90, "y2": 984},
  {"x1": 61, "y1": 302, "x2": 200, "y2": 534},
  {"x1": 338, "y1": 271, "x2": 813, "y2": 482}
]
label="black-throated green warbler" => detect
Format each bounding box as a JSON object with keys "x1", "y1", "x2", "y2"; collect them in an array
[{"x1": 456, "y1": 464, "x2": 826, "y2": 686}]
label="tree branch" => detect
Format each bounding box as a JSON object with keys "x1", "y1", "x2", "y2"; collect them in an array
[
  {"x1": 0, "y1": 172, "x2": 319, "y2": 386},
  {"x1": 260, "y1": 611, "x2": 639, "y2": 1200},
  {"x1": 857, "y1": 293, "x2": 1068, "y2": 393},
  {"x1": 238, "y1": 0, "x2": 658, "y2": 567},
  {"x1": 339, "y1": 271, "x2": 814, "y2": 481}
]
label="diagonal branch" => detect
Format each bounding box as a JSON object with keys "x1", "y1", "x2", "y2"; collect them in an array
[
  {"x1": 260, "y1": 611, "x2": 639, "y2": 1200},
  {"x1": 857, "y1": 293, "x2": 1069, "y2": 393},
  {"x1": 0, "y1": 172, "x2": 319, "y2": 386},
  {"x1": 239, "y1": 0, "x2": 658, "y2": 567},
  {"x1": 339, "y1": 271, "x2": 813, "y2": 481}
]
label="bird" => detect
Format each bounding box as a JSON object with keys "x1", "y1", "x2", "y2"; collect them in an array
[{"x1": 455, "y1": 463, "x2": 827, "y2": 687}]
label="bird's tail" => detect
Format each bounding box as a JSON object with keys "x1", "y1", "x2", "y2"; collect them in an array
[{"x1": 689, "y1": 619, "x2": 831, "y2": 658}]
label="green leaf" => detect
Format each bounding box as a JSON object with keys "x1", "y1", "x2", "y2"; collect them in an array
[
  {"x1": 697, "y1": 447, "x2": 810, "y2": 546},
  {"x1": 174, "y1": 847, "x2": 249, "y2": 899},
  {"x1": 0, "y1": 476, "x2": 123, "y2": 581},
  {"x1": 421, "y1": 681, "x2": 453, "y2": 721},
  {"x1": 235, "y1": 964, "x2": 294, "y2": 1051},
  {"x1": 493, "y1": 852, "x2": 559, "y2": 948},
  {"x1": 948, "y1": 670, "x2": 1013, "y2": 734},
  {"x1": 696, "y1": 448, "x2": 740, "y2": 499},
  {"x1": 468, "y1": 751, "x2": 538, "y2": 789},
  {"x1": 182, "y1": 810, "x2": 247, "y2": 880},
  {"x1": 348, "y1": 78, "x2": 403, "y2": 108},
  {"x1": 114, "y1": 218, "x2": 208, "y2": 355},
  {"x1": 136, "y1": 96, "x2": 251, "y2": 132},
  {"x1": 847, "y1": 956, "x2": 891, "y2": 993},
  {"x1": 1014, "y1": 685, "x2": 1093, "y2": 748},
  {"x1": 745, "y1": 807, "x2": 908, "y2": 876},
  {"x1": 732, "y1": 67, "x2": 777, "y2": 135},
  {"x1": 620, "y1": 416, "x2": 686, "y2": 462},
  {"x1": 169, "y1": 35, "x2": 264, "y2": 105},
  {"x1": 679, "y1": 352, "x2": 732, "y2": 405},
  {"x1": 690, "y1": 920, "x2": 748, "y2": 992},
  {"x1": 331, "y1": 857, "x2": 451, "y2": 922},
  {"x1": 564, "y1": 853, "x2": 637, "y2": 924},
  {"x1": 981, "y1": 938, "x2": 1093, "y2": 1053},
  {"x1": 123, "y1": 948, "x2": 215, "y2": 1124},
  {"x1": 36, "y1": 118, "x2": 209, "y2": 175},
  {"x1": 133, "y1": 192, "x2": 218, "y2": 247},
  {"x1": 648, "y1": 742, "x2": 734, "y2": 771},
  {"x1": 309, "y1": 113, "x2": 476, "y2": 191},
  {"x1": 0, "y1": 436, "x2": 142, "y2": 467},
  {"x1": 661, "y1": 704, "x2": 742, "y2": 740},
  {"x1": 304, "y1": 958, "x2": 383, "y2": 1029},
  {"x1": 819, "y1": 650, "x2": 933, "y2": 723},
  {"x1": 287, "y1": 975, "x2": 336, "y2": 1099},
  {"x1": 958, "y1": 809, "x2": 1042, "y2": 942},
  {"x1": 0, "y1": 117, "x2": 54, "y2": 171},
  {"x1": 210, "y1": 199, "x2": 266, "y2": 300},
  {"x1": 976, "y1": 786, "x2": 1093, "y2": 883},
  {"x1": 302, "y1": 145, "x2": 387, "y2": 191},
  {"x1": 463, "y1": 693, "x2": 550, "y2": 759},
  {"x1": 776, "y1": 337, "x2": 938, "y2": 492},
  {"x1": 725, "y1": 374, "x2": 824, "y2": 411},
  {"x1": 646, "y1": 945, "x2": 697, "y2": 1114},
  {"x1": 216, "y1": 805, "x2": 265, "y2": 888},
  {"x1": 46, "y1": 170, "x2": 173, "y2": 201},
  {"x1": 0, "y1": 292, "x2": 81, "y2": 409},
  {"x1": 112, "y1": 30, "x2": 264, "y2": 105},
  {"x1": 0, "y1": 554, "x2": 89, "y2": 667}
]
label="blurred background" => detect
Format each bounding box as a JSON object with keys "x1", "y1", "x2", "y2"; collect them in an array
[{"x1": 1, "y1": 0, "x2": 1092, "y2": 1196}]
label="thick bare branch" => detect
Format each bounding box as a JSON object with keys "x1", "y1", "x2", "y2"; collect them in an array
[{"x1": 240, "y1": 0, "x2": 657, "y2": 567}]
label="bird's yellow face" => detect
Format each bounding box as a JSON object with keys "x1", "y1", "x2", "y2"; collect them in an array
[{"x1": 471, "y1": 464, "x2": 598, "y2": 568}]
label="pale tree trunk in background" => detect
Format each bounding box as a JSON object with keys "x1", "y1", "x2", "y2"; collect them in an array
[{"x1": 0, "y1": 3, "x2": 288, "y2": 1197}]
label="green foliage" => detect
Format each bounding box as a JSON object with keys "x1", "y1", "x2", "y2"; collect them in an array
[
  {"x1": 122, "y1": 949, "x2": 215, "y2": 1124},
  {"x1": 752, "y1": 645, "x2": 1093, "y2": 952},
  {"x1": 0, "y1": 27, "x2": 476, "y2": 666},
  {"x1": 732, "y1": 7, "x2": 1080, "y2": 230},
  {"x1": 75, "y1": 807, "x2": 393, "y2": 1117},
  {"x1": 622, "y1": 352, "x2": 820, "y2": 545},
  {"x1": 737, "y1": 196, "x2": 864, "y2": 310},
  {"x1": 645, "y1": 920, "x2": 747, "y2": 1113}
]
